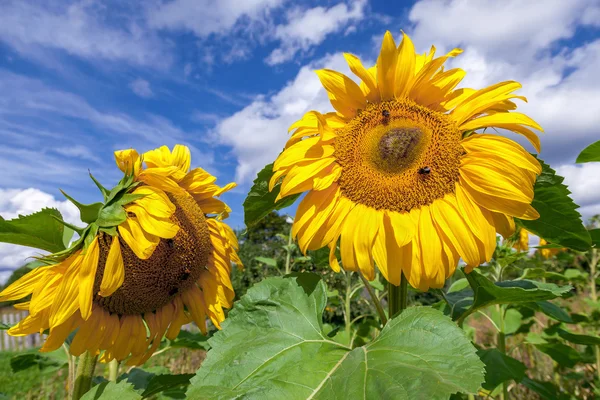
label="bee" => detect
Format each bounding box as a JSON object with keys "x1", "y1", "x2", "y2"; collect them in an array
[
  {"x1": 382, "y1": 109, "x2": 390, "y2": 124},
  {"x1": 166, "y1": 238, "x2": 175, "y2": 249},
  {"x1": 418, "y1": 166, "x2": 431, "y2": 175}
]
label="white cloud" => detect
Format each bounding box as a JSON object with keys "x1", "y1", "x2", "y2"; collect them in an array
[
  {"x1": 556, "y1": 163, "x2": 600, "y2": 221},
  {"x1": 0, "y1": 1, "x2": 170, "y2": 68},
  {"x1": 147, "y1": 0, "x2": 283, "y2": 37},
  {"x1": 129, "y1": 78, "x2": 154, "y2": 98},
  {"x1": 215, "y1": 53, "x2": 354, "y2": 183},
  {"x1": 0, "y1": 188, "x2": 82, "y2": 280},
  {"x1": 266, "y1": 0, "x2": 366, "y2": 65}
]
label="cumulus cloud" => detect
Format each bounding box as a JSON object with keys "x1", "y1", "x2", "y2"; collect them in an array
[
  {"x1": 129, "y1": 78, "x2": 154, "y2": 98},
  {"x1": 556, "y1": 163, "x2": 600, "y2": 221},
  {"x1": 0, "y1": 188, "x2": 82, "y2": 283},
  {"x1": 266, "y1": 0, "x2": 366, "y2": 65},
  {"x1": 215, "y1": 53, "x2": 356, "y2": 183}
]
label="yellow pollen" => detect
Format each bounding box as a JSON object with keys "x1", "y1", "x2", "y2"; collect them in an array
[
  {"x1": 93, "y1": 193, "x2": 211, "y2": 315},
  {"x1": 335, "y1": 99, "x2": 463, "y2": 212}
]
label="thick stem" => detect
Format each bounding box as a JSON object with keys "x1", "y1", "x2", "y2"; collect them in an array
[
  {"x1": 72, "y1": 351, "x2": 98, "y2": 400},
  {"x1": 358, "y1": 273, "x2": 388, "y2": 326},
  {"x1": 63, "y1": 344, "x2": 75, "y2": 397},
  {"x1": 108, "y1": 359, "x2": 119, "y2": 382},
  {"x1": 388, "y1": 273, "x2": 408, "y2": 319},
  {"x1": 285, "y1": 231, "x2": 293, "y2": 275}
]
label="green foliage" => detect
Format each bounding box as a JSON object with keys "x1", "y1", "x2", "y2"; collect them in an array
[
  {"x1": 534, "y1": 342, "x2": 581, "y2": 368},
  {"x1": 518, "y1": 158, "x2": 591, "y2": 251},
  {"x1": 477, "y1": 348, "x2": 526, "y2": 390},
  {"x1": 167, "y1": 330, "x2": 210, "y2": 351},
  {"x1": 0, "y1": 208, "x2": 72, "y2": 253},
  {"x1": 521, "y1": 377, "x2": 570, "y2": 400},
  {"x1": 81, "y1": 381, "x2": 141, "y2": 400},
  {"x1": 243, "y1": 163, "x2": 301, "y2": 229},
  {"x1": 576, "y1": 140, "x2": 600, "y2": 163},
  {"x1": 10, "y1": 351, "x2": 67, "y2": 374},
  {"x1": 188, "y1": 274, "x2": 484, "y2": 399}
]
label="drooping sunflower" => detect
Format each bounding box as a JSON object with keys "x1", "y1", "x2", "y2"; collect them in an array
[
  {"x1": 0, "y1": 145, "x2": 241, "y2": 365},
  {"x1": 271, "y1": 31, "x2": 542, "y2": 291}
]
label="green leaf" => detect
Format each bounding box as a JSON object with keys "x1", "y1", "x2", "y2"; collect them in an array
[
  {"x1": 520, "y1": 377, "x2": 569, "y2": 400},
  {"x1": 526, "y1": 301, "x2": 573, "y2": 323},
  {"x1": 10, "y1": 350, "x2": 67, "y2": 373},
  {"x1": 188, "y1": 274, "x2": 484, "y2": 399},
  {"x1": 576, "y1": 140, "x2": 600, "y2": 163},
  {"x1": 60, "y1": 189, "x2": 103, "y2": 224},
  {"x1": 141, "y1": 373, "x2": 195, "y2": 398},
  {"x1": 448, "y1": 278, "x2": 469, "y2": 293},
  {"x1": 0, "y1": 322, "x2": 12, "y2": 330},
  {"x1": 168, "y1": 330, "x2": 210, "y2": 350},
  {"x1": 81, "y1": 381, "x2": 141, "y2": 400},
  {"x1": 96, "y1": 203, "x2": 127, "y2": 228},
  {"x1": 518, "y1": 158, "x2": 591, "y2": 251},
  {"x1": 0, "y1": 208, "x2": 70, "y2": 252},
  {"x1": 453, "y1": 269, "x2": 572, "y2": 324},
  {"x1": 489, "y1": 308, "x2": 522, "y2": 335},
  {"x1": 477, "y1": 349, "x2": 526, "y2": 391},
  {"x1": 555, "y1": 328, "x2": 600, "y2": 345},
  {"x1": 590, "y1": 229, "x2": 600, "y2": 247},
  {"x1": 254, "y1": 256, "x2": 278, "y2": 267},
  {"x1": 519, "y1": 268, "x2": 567, "y2": 281},
  {"x1": 243, "y1": 163, "x2": 301, "y2": 229},
  {"x1": 535, "y1": 342, "x2": 581, "y2": 368}
]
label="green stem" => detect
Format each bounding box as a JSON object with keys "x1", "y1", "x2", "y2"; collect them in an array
[
  {"x1": 388, "y1": 273, "x2": 408, "y2": 319},
  {"x1": 497, "y1": 305, "x2": 508, "y2": 400},
  {"x1": 72, "y1": 351, "x2": 97, "y2": 400},
  {"x1": 344, "y1": 272, "x2": 352, "y2": 340},
  {"x1": 285, "y1": 231, "x2": 293, "y2": 275},
  {"x1": 358, "y1": 273, "x2": 388, "y2": 326},
  {"x1": 108, "y1": 359, "x2": 119, "y2": 382},
  {"x1": 590, "y1": 248, "x2": 600, "y2": 383},
  {"x1": 63, "y1": 344, "x2": 75, "y2": 397}
]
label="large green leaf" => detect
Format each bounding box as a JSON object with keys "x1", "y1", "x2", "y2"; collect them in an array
[
  {"x1": 243, "y1": 163, "x2": 301, "y2": 229},
  {"x1": 524, "y1": 301, "x2": 573, "y2": 323},
  {"x1": 590, "y1": 229, "x2": 600, "y2": 247},
  {"x1": 81, "y1": 381, "x2": 141, "y2": 400},
  {"x1": 518, "y1": 159, "x2": 591, "y2": 251},
  {"x1": 477, "y1": 349, "x2": 526, "y2": 391},
  {"x1": 450, "y1": 269, "x2": 571, "y2": 324},
  {"x1": 10, "y1": 350, "x2": 67, "y2": 374},
  {"x1": 576, "y1": 140, "x2": 600, "y2": 163},
  {"x1": 188, "y1": 274, "x2": 484, "y2": 399},
  {"x1": 555, "y1": 328, "x2": 600, "y2": 345},
  {"x1": 168, "y1": 330, "x2": 210, "y2": 350},
  {"x1": 0, "y1": 208, "x2": 71, "y2": 252}
]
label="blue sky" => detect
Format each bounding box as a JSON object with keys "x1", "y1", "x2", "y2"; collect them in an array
[{"x1": 1, "y1": 0, "x2": 600, "y2": 278}]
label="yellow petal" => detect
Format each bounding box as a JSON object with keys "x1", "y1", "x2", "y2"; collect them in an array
[
  {"x1": 118, "y1": 218, "x2": 160, "y2": 259},
  {"x1": 452, "y1": 81, "x2": 523, "y2": 125},
  {"x1": 315, "y1": 69, "x2": 366, "y2": 119},
  {"x1": 131, "y1": 186, "x2": 176, "y2": 218},
  {"x1": 0, "y1": 264, "x2": 53, "y2": 301},
  {"x1": 114, "y1": 149, "x2": 141, "y2": 176},
  {"x1": 372, "y1": 213, "x2": 404, "y2": 285},
  {"x1": 344, "y1": 52, "x2": 379, "y2": 102},
  {"x1": 126, "y1": 204, "x2": 179, "y2": 239},
  {"x1": 461, "y1": 134, "x2": 541, "y2": 174},
  {"x1": 490, "y1": 211, "x2": 516, "y2": 238},
  {"x1": 99, "y1": 238, "x2": 125, "y2": 297},
  {"x1": 172, "y1": 144, "x2": 191, "y2": 174},
  {"x1": 352, "y1": 205, "x2": 380, "y2": 281},
  {"x1": 418, "y1": 205, "x2": 443, "y2": 280},
  {"x1": 458, "y1": 113, "x2": 543, "y2": 152},
  {"x1": 376, "y1": 31, "x2": 397, "y2": 100},
  {"x1": 42, "y1": 312, "x2": 82, "y2": 352},
  {"x1": 181, "y1": 284, "x2": 208, "y2": 335},
  {"x1": 79, "y1": 237, "x2": 100, "y2": 321},
  {"x1": 49, "y1": 255, "x2": 83, "y2": 327},
  {"x1": 394, "y1": 31, "x2": 416, "y2": 99}
]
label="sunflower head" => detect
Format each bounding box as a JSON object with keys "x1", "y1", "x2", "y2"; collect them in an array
[
  {"x1": 0, "y1": 144, "x2": 241, "y2": 365},
  {"x1": 271, "y1": 30, "x2": 543, "y2": 291}
]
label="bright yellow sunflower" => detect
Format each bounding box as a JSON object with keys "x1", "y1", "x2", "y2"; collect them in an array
[
  {"x1": 538, "y1": 238, "x2": 563, "y2": 259},
  {"x1": 270, "y1": 31, "x2": 542, "y2": 291},
  {"x1": 0, "y1": 145, "x2": 241, "y2": 366}
]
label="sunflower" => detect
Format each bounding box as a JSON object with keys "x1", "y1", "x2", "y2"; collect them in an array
[
  {"x1": 270, "y1": 31, "x2": 542, "y2": 291},
  {"x1": 538, "y1": 238, "x2": 563, "y2": 259},
  {"x1": 0, "y1": 145, "x2": 241, "y2": 365}
]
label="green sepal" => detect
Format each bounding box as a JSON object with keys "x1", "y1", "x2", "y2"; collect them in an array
[
  {"x1": 60, "y1": 189, "x2": 103, "y2": 224},
  {"x1": 51, "y1": 215, "x2": 86, "y2": 235},
  {"x1": 112, "y1": 193, "x2": 146, "y2": 207},
  {"x1": 84, "y1": 224, "x2": 99, "y2": 248},
  {"x1": 99, "y1": 226, "x2": 118, "y2": 236},
  {"x1": 89, "y1": 171, "x2": 110, "y2": 201},
  {"x1": 97, "y1": 203, "x2": 127, "y2": 227}
]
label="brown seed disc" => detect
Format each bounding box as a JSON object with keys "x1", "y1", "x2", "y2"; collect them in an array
[
  {"x1": 335, "y1": 98, "x2": 463, "y2": 212},
  {"x1": 93, "y1": 192, "x2": 211, "y2": 315}
]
